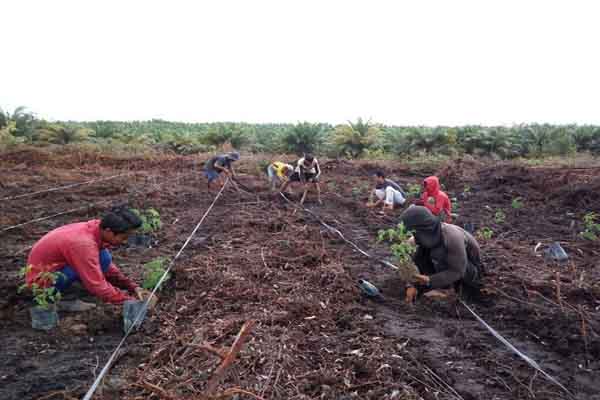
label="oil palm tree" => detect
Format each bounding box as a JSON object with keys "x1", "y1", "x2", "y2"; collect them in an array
[
  {"x1": 38, "y1": 124, "x2": 91, "y2": 144},
  {"x1": 281, "y1": 122, "x2": 328, "y2": 155},
  {"x1": 332, "y1": 118, "x2": 380, "y2": 158}
]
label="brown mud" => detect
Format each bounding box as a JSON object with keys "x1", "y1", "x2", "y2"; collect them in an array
[{"x1": 1, "y1": 150, "x2": 599, "y2": 400}]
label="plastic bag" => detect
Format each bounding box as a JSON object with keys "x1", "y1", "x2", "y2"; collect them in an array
[
  {"x1": 543, "y1": 242, "x2": 569, "y2": 263},
  {"x1": 464, "y1": 222, "x2": 476, "y2": 234},
  {"x1": 358, "y1": 279, "x2": 381, "y2": 298},
  {"x1": 30, "y1": 305, "x2": 59, "y2": 331},
  {"x1": 123, "y1": 300, "x2": 148, "y2": 333}
]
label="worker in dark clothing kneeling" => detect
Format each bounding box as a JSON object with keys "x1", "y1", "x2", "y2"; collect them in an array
[{"x1": 400, "y1": 206, "x2": 483, "y2": 303}]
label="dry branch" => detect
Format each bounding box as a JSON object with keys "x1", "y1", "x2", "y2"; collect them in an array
[{"x1": 204, "y1": 320, "x2": 257, "y2": 396}]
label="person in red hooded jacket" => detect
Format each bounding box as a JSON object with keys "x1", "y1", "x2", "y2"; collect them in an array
[
  {"x1": 418, "y1": 176, "x2": 452, "y2": 222},
  {"x1": 26, "y1": 207, "x2": 157, "y2": 310}
]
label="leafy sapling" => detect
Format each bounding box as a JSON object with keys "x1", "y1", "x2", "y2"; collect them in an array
[
  {"x1": 18, "y1": 266, "x2": 65, "y2": 309},
  {"x1": 352, "y1": 182, "x2": 370, "y2": 199},
  {"x1": 142, "y1": 257, "x2": 171, "y2": 291},
  {"x1": 131, "y1": 208, "x2": 162, "y2": 234},
  {"x1": 477, "y1": 227, "x2": 494, "y2": 240},
  {"x1": 580, "y1": 212, "x2": 600, "y2": 241},
  {"x1": 377, "y1": 222, "x2": 419, "y2": 281},
  {"x1": 511, "y1": 197, "x2": 523, "y2": 210},
  {"x1": 494, "y1": 210, "x2": 506, "y2": 224},
  {"x1": 257, "y1": 159, "x2": 270, "y2": 176},
  {"x1": 406, "y1": 183, "x2": 422, "y2": 198}
]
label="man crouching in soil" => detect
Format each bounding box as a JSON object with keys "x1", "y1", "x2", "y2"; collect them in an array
[
  {"x1": 401, "y1": 206, "x2": 484, "y2": 303},
  {"x1": 25, "y1": 207, "x2": 157, "y2": 311}
]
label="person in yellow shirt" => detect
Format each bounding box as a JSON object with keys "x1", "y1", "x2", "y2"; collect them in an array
[{"x1": 267, "y1": 161, "x2": 294, "y2": 192}]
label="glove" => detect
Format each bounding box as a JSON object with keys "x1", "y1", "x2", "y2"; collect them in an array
[{"x1": 135, "y1": 287, "x2": 158, "y2": 310}]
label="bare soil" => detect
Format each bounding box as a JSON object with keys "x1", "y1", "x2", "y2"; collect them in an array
[{"x1": 1, "y1": 149, "x2": 599, "y2": 400}]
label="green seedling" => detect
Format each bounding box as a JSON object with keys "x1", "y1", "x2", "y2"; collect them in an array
[
  {"x1": 477, "y1": 227, "x2": 494, "y2": 240},
  {"x1": 132, "y1": 208, "x2": 162, "y2": 234},
  {"x1": 463, "y1": 185, "x2": 471, "y2": 194},
  {"x1": 377, "y1": 223, "x2": 418, "y2": 281},
  {"x1": 257, "y1": 159, "x2": 270, "y2": 173},
  {"x1": 18, "y1": 266, "x2": 64, "y2": 309},
  {"x1": 511, "y1": 197, "x2": 523, "y2": 209},
  {"x1": 494, "y1": 210, "x2": 506, "y2": 224},
  {"x1": 142, "y1": 257, "x2": 170, "y2": 290},
  {"x1": 453, "y1": 198, "x2": 460, "y2": 211},
  {"x1": 407, "y1": 183, "x2": 422, "y2": 198},
  {"x1": 351, "y1": 183, "x2": 369, "y2": 198},
  {"x1": 580, "y1": 212, "x2": 600, "y2": 241}
]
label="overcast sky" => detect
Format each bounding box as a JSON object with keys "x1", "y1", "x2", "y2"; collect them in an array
[{"x1": 2, "y1": 0, "x2": 599, "y2": 125}]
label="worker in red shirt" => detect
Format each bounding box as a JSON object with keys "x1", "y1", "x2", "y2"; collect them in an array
[
  {"x1": 26, "y1": 208, "x2": 157, "y2": 309},
  {"x1": 418, "y1": 176, "x2": 452, "y2": 222}
]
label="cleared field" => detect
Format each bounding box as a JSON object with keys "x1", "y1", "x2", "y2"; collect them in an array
[{"x1": 1, "y1": 149, "x2": 599, "y2": 400}]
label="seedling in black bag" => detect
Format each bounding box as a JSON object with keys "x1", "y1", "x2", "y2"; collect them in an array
[
  {"x1": 580, "y1": 212, "x2": 600, "y2": 241},
  {"x1": 377, "y1": 222, "x2": 419, "y2": 282},
  {"x1": 18, "y1": 266, "x2": 65, "y2": 330}
]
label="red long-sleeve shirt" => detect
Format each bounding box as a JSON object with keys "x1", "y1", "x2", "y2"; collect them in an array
[
  {"x1": 26, "y1": 220, "x2": 137, "y2": 304},
  {"x1": 420, "y1": 176, "x2": 452, "y2": 222}
]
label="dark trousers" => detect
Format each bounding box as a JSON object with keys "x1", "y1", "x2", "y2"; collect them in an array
[{"x1": 54, "y1": 249, "x2": 112, "y2": 293}]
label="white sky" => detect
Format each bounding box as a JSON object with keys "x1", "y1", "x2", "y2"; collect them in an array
[{"x1": 2, "y1": 0, "x2": 599, "y2": 125}]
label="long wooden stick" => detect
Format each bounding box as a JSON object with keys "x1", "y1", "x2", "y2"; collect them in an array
[
  {"x1": 205, "y1": 320, "x2": 256, "y2": 396},
  {"x1": 555, "y1": 271, "x2": 563, "y2": 312}
]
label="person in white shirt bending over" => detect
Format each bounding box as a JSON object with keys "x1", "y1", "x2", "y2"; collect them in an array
[
  {"x1": 281, "y1": 153, "x2": 322, "y2": 205},
  {"x1": 366, "y1": 171, "x2": 406, "y2": 213}
]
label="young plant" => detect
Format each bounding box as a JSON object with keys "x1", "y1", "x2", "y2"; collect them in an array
[
  {"x1": 377, "y1": 223, "x2": 418, "y2": 281},
  {"x1": 494, "y1": 210, "x2": 506, "y2": 224},
  {"x1": 132, "y1": 208, "x2": 162, "y2": 234},
  {"x1": 142, "y1": 257, "x2": 170, "y2": 290},
  {"x1": 452, "y1": 197, "x2": 460, "y2": 211},
  {"x1": 511, "y1": 197, "x2": 523, "y2": 209},
  {"x1": 463, "y1": 185, "x2": 471, "y2": 194},
  {"x1": 351, "y1": 183, "x2": 369, "y2": 199},
  {"x1": 477, "y1": 227, "x2": 494, "y2": 240},
  {"x1": 257, "y1": 159, "x2": 270, "y2": 176},
  {"x1": 18, "y1": 266, "x2": 64, "y2": 309},
  {"x1": 580, "y1": 212, "x2": 600, "y2": 241},
  {"x1": 406, "y1": 183, "x2": 422, "y2": 198}
]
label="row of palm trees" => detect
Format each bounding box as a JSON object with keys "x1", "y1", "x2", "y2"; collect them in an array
[{"x1": 2, "y1": 107, "x2": 599, "y2": 158}]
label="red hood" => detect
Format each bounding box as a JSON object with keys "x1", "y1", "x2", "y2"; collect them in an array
[{"x1": 423, "y1": 176, "x2": 440, "y2": 196}]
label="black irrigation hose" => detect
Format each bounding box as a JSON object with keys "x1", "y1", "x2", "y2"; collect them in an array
[
  {"x1": 0, "y1": 171, "x2": 196, "y2": 234},
  {"x1": 0, "y1": 172, "x2": 138, "y2": 201}
]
